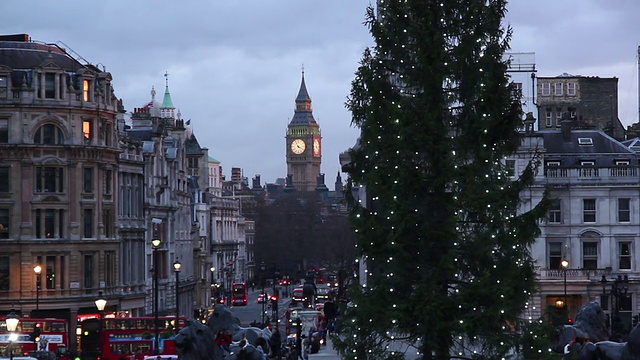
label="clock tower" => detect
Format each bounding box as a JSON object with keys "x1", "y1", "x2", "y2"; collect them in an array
[{"x1": 286, "y1": 70, "x2": 321, "y2": 191}]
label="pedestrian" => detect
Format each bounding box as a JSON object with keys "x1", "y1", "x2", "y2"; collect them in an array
[
  {"x1": 268, "y1": 328, "x2": 282, "y2": 359},
  {"x1": 256, "y1": 345, "x2": 267, "y2": 360},
  {"x1": 215, "y1": 330, "x2": 233, "y2": 356},
  {"x1": 255, "y1": 332, "x2": 268, "y2": 352}
]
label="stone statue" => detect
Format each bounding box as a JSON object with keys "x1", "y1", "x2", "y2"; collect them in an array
[
  {"x1": 206, "y1": 304, "x2": 272, "y2": 356},
  {"x1": 553, "y1": 301, "x2": 640, "y2": 359},
  {"x1": 174, "y1": 319, "x2": 220, "y2": 360}
]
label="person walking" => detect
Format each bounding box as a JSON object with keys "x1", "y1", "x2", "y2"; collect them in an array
[{"x1": 268, "y1": 328, "x2": 282, "y2": 359}]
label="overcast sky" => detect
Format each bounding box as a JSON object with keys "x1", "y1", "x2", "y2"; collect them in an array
[{"x1": 4, "y1": 1, "x2": 640, "y2": 187}]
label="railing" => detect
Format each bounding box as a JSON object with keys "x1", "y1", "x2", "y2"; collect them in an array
[
  {"x1": 540, "y1": 268, "x2": 610, "y2": 281},
  {"x1": 544, "y1": 167, "x2": 638, "y2": 184}
]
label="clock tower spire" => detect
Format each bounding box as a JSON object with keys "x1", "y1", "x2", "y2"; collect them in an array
[{"x1": 286, "y1": 69, "x2": 321, "y2": 191}]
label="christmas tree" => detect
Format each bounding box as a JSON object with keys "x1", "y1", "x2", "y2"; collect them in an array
[{"x1": 336, "y1": 0, "x2": 551, "y2": 359}]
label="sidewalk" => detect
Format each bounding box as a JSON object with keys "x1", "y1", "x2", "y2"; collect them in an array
[{"x1": 308, "y1": 336, "x2": 342, "y2": 359}]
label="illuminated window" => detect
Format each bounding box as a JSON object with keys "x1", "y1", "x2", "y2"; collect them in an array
[
  {"x1": 83, "y1": 79, "x2": 90, "y2": 102},
  {"x1": 0, "y1": 209, "x2": 9, "y2": 239},
  {"x1": 83, "y1": 120, "x2": 92, "y2": 144}
]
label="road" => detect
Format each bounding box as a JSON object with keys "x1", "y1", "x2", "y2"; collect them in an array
[{"x1": 229, "y1": 287, "x2": 287, "y2": 328}]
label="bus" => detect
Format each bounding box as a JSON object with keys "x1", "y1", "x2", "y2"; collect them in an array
[
  {"x1": 231, "y1": 282, "x2": 248, "y2": 306},
  {"x1": 0, "y1": 317, "x2": 68, "y2": 358},
  {"x1": 80, "y1": 316, "x2": 186, "y2": 360}
]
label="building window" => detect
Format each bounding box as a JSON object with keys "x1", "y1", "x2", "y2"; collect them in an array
[
  {"x1": 556, "y1": 108, "x2": 563, "y2": 122},
  {"x1": 34, "y1": 124, "x2": 64, "y2": 145},
  {"x1": 36, "y1": 167, "x2": 64, "y2": 193},
  {"x1": 568, "y1": 107, "x2": 577, "y2": 119},
  {"x1": 545, "y1": 109, "x2": 552, "y2": 127},
  {"x1": 619, "y1": 242, "x2": 632, "y2": 270},
  {"x1": 35, "y1": 209, "x2": 63, "y2": 239},
  {"x1": 548, "y1": 199, "x2": 561, "y2": 223},
  {"x1": 619, "y1": 198, "x2": 631, "y2": 222},
  {"x1": 583, "y1": 242, "x2": 598, "y2": 269},
  {"x1": 46, "y1": 256, "x2": 56, "y2": 289},
  {"x1": 511, "y1": 82, "x2": 523, "y2": 99},
  {"x1": 505, "y1": 159, "x2": 515, "y2": 177},
  {"x1": 0, "y1": 118, "x2": 7, "y2": 143},
  {"x1": 44, "y1": 73, "x2": 55, "y2": 99},
  {"x1": 83, "y1": 208, "x2": 93, "y2": 238},
  {"x1": 0, "y1": 256, "x2": 8, "y2": 290},
  {"x1": 548, "y1": 241, "x2": 563, "y2": 269},
  {"x1": 105, "y1": 124, "x2": 112, "y2": 146},
  {"x1": 542, "y1": 82, "x2": 551, "y2": 96},
  {"x1": 104, "y1": 169, "x2": 112, "y2": 195},
  {"x1": 567, "y1": 82, "x2": 576, "y2": 96},
  {"x1": 104, "y1": 208, "x2": 112, "y2": 238},
  {"x1": 83, "y1": 167, "x2": 93, "y2": 193},
  {"x1": 554, "y1": 82, "x2": 563, "y2": 96},
  {"x1": 0, "y1": 167, "x2": 8, "y2": 192},
  {"x1": 83, "y1": 120, "x2": 92, "y2": 144},
  {"x1": 84, "y1": 255, "x2": 93, "y2": 289},
  {"x1": 83, "y1": 79, "x2": 90, "y2": 102},
  {"x1": 0, "y1": 209, "x2": 8, "y2": 239},
  {"x1": 0, "y1": 76, "x2": 7, "y2": 99},
  {"x1": 583, "y1": 199, "x2": 596, "y2": 223}
]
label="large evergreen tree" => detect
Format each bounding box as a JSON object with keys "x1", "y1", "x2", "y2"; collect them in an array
[{"x1": 335, "y1": 1, "x2": 549, "y2": 359}]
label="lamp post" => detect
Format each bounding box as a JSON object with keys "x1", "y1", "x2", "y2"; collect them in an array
[
  {"x1": 95, "y1": 291, "x2": 107, "y2": 360},
  {"x1": 601, "y1": 274, "x2": 629, "y2": 340},
  {"x1": 6, "y1": 309, "x2": 19, "y2": 360},
  {"x1": 152, "y1": 238, "x2": 161, "y2": 354},
  {"x1": 260, "y1": 262, "x2": 266, "y2": 325},
  {"x1": 210, "y1": 266, "x2": 216, "y2": 305},
  {"x1": 34, "y1": 264, "x2": 42, "y2": 311},
  {"x1": 173, "y1": 260, "x2": 182, "y2": 333},
  {"x1": 561, "y1": 259, "x2": 569, "y2": 316}
]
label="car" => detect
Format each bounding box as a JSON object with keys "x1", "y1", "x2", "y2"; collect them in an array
[
  {"x1": 292, "y1": 287, "x2": 305, "y2": 302},
  {"x1": 257, "y1": 293, "x2": 270, "y2": 303}
]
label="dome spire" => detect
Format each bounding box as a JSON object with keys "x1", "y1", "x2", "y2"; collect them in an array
[
  {"x1": 161, "y1": 71, "x2": 176, "y2": 119},
  {"x1": 296, "y1": 65, "x2": 311, "y2": 105}
]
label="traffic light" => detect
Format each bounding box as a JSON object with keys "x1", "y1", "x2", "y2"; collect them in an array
[
  {"x1": 30, "y1": 323, "x2": 41, "y2": 342},
  {"x1": 270, "y1": 295, "x2": 278, "y2": 315}
]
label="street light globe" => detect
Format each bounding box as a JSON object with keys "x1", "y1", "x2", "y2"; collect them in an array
[
  {"x1": 5, "y1": 310, "x2": 19, "y2": 332},
  {"x1": 151, "y1": 239, "x2": 161, "y2": 248},
  {"x1": 173, "y1": 260, "x2": 182, "y2": 273},
  {"x1": 95, "y1": 291, "x2": 107, "y2": 311},
  {"x1": 210, "y1": 266, "x2": 215, "y2": 272},
  {"x1": 33, "y1": 265, "x2": 42, "y2": 275},
  {"x1": 561, "y1": 259, "x2": 569, "y2": 269}
]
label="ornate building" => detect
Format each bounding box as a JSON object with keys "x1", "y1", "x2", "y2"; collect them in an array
[
  {"x1": 0, "y1": 34, "x2": 122, "y2": 350},
  {"x1": 286, "y1": 71, "x2": 322, "y2": 192}
]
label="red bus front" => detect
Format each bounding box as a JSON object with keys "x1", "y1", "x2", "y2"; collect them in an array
[{"x1": 231, "y1": 282, "x2": 248, "y2": 306}]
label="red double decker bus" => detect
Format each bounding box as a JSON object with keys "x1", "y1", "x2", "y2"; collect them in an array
[
  {"x1": 231, "y1": 282, "x2": 248, "y2": 306},
  {"x1": 80, "y1": 316, "x2": 186, "y2": 360},
  {"x1": 0, "y1": 317, "x2": 68, "y2": 358}
]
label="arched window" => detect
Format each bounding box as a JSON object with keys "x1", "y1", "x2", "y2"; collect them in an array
[{"x1": 34, "y1": 124, "x2": 64, "y2": 144}]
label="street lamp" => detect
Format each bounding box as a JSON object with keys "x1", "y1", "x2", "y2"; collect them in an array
[
  {"x1": 173, "y1": 260, "x2": 182, "y2": 333},
  {"x1": 561, "y1": 259, "x2": 569, "y2": 313},
  {"x1": 601, "y1": 274, "x2": 629, "y2": 340},
  {"x1": 260, "y1": 262, "x2": 266, "y2": 325},
  {"x1": 214, "y1": 266, "x2": 217, "y2": 307},
  {"x1": 95, "y1": 291, "x2": 107, "y2": 360},
  {"x1": 6, "y1": 309, "x2": 19, "y2": 360},
  {"x1": 151, "y1": 238, "x2": 161, "y2": 354},
  {"x1": 34, "y1": 264, "x2": 42, "y2": 311}
]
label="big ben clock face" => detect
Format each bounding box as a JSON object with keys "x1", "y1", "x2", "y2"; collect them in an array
[
  {"x1": 291, "y1": 139, "x2": 306, "y2": 154},
  {"x1": 313, "y1": 138, "x2": 321, "y2": 157}
]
